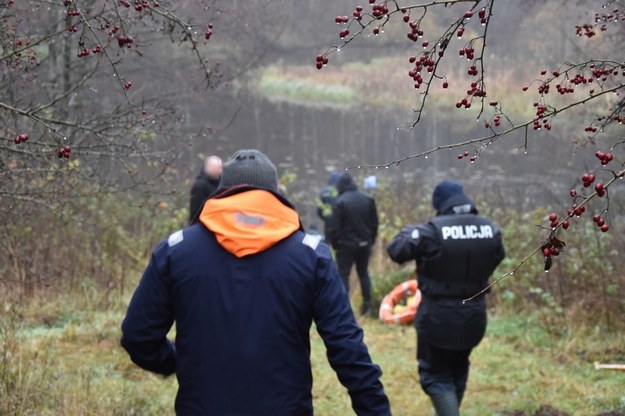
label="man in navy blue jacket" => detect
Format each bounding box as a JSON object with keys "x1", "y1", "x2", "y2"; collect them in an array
[{"x1": 121, "y1": 149, "x2": 391, "y2": 416}]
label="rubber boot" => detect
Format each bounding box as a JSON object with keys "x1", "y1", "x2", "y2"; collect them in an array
[{"x1": 430, "y1": 391, "x2": 460, "y2": 416}]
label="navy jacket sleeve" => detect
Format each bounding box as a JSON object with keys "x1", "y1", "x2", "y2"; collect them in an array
[
  {"x1": 121, "y1": 240, "x2": 176, "y2": 376},
  {"x1": 312, "y1": 246, "x2": 391, "y2": 416}
]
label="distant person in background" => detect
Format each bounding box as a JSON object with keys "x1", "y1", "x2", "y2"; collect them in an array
[
  {"x1": 387, "y1": 180, "x2": 505, "y2": 416},
  {"x1": 189, "y1": 155, "x2": 222, "y2": 223},
  {"x1": 121, "y1": 149, "x2": 391, "y2": 416},
  {"x1": 327, "y1": 172, "x2": 378, "y2": 316},
  {"x1": 316, "y1": 171, "x2": 341, "y2": 242}
]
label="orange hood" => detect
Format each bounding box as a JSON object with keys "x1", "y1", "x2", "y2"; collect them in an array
[{"x1": 199, "y1": 188, "x2": 301, "y2": 258}]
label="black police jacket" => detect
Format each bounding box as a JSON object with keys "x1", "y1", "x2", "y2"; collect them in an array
[{"x1": 387, "y1": 210, "x2": 505, "y2": 350}]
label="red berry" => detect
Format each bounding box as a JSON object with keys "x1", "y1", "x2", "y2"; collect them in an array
[
  {"x1": 596, "y1": 218, "x2": 605, "y2": 227},
  {"x1": 569, "y1": 189, "x2": 577, "y2": 197},
  {"x1": 464, "y1": 11, "x2": 473, "y2": 18},
  {"x1": 442, "y1": 81, "x2": 449, "y2": 88},
  {"x1": 542, "y1": 247, "x2": 551, "y2": 257},
  {"x1": 550, "y1": 247, "x2": 560, "y2": 256},
  {"x1": 548, "y1": 213, "x2": 558, "y2": 222},
  {"x1": 562, "y1": 220, "x2": 570, "y2": 230},
  {"x1": 594, "y1": 183, "x2": 604, "y2": 192},
  {"x1": 601, "y1": 224, "x2": 609, "y2": 232}
]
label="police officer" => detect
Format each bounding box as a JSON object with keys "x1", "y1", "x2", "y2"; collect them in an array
[{"x1": 387, "y1": 180, "x2": 505, "y2": 416}]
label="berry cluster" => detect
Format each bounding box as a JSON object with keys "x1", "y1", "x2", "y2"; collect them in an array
[
  {"x1": 406, "y1": 19, "x2": 424, "y2": 42},
  {"x1": 13, "y1": 133, "x2": 29, "y2": 144},
  {"x1": 456, "y1": 151, "x2": 477, "y2": 163},
  {"x1": 408, "y1": 55, "x2": 435, "y2": 89},
  {"x1": 592, "y1": 215, "x2": 610, "y2": 232},
  {"x1": 547, "y1": 213, "x2": 570, "y2": 230},
  {"x1": 315, "y1": 54, "x2": 329, "y2": 70},
  {"x1": 567, "y1": 203, "x2": 586, "y2": 218},
  {"x1": 541, "y1": 234, "x2": 565, "y2": 262},
  {"x1": 77, "y1": 45, "x2": 102, "y2": 58},
  {"x1": 580, "y1": 173, "x2": 596, "y2": 187},
  {"x1": 595, "y1": 151, "x2": 614, "y2": 166},
  {"x1": 576, "y1": 8, "x2": 623, "y2": 37},
  {"x1": 370, "y1": 2, "x2": 389, "y2": 18},
  {"x1": 459, "y1": 47, "x2": 475, "y2": 60},
  {"x1": 116, "y1": 35, "x2": 134, "y2": 48},
  {"x1": 57, "y1": 146, "x2": 72, "y2": 159}
]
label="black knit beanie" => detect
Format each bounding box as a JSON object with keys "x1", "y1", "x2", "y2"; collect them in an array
[{"x1": 218, "y1": 149, "x2": 278, "y2": 192}]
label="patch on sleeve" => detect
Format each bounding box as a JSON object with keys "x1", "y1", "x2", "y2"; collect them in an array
[
  {"x1": 411, "y1": 228, "x2": 420, "y2": 240},
  {"x1": 168, "y1": 230, "x2": 184, "y2": 247},
  {"x1": 302, "y1": 233, "x2": 321, "y2": 250}
]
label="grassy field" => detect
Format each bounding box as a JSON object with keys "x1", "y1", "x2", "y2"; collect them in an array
[{"x1": 2, "y1": 293, "x2": 625, "y2": 416}]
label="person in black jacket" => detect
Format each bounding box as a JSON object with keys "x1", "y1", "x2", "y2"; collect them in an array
[
  {"x1": 387, "y1": 180, "x2": 505, "y2": 416},
  {"x1": 121, "y1": 149, "x2": 391, "y2": 416},
  {"x1": 327, "y1": 173, "x2": 378, "y2": 316},
  {"x1": 189, "y1": 155, "x2": 222, "y2": 223}
]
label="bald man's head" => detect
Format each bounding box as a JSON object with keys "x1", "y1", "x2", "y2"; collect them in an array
[{"x1": 204, "y1": 156, "x2": 223, "y2": 179}]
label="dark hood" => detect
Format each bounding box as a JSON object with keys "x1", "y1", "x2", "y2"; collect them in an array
[
  {"x1": 432, "y1": 180, "x2": 477, "y2": 216},
  {"x1": 337, "y1": 173, "x2": 357, "y2": 194},
  {"x1": 199, "y1": 185, "x2": 303, "y2": 258}
]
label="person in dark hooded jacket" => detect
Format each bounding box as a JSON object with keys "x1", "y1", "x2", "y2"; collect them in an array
[
  {"x1": 327, "y1": 172, "x2": 378, "y2": 316},
  {"x1": 189, "y1": 155, "x2": 222, "y2": 223},
  {"x1": 121, "y1": 149, "x2": 391, "y2": 416},
  {"x1": 386, "y1": 180, "x2": 505, "y2": 416}
]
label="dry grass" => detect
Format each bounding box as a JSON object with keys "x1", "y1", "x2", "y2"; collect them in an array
[{"x1": 2, "y1": 291, "x2": 624, "y2": 416}]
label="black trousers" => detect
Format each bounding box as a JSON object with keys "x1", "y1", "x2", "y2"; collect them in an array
[
  {"x1": 335, "y1": 245, "x2": 372, "y2": 306},
  {"x1": 417, "y1": 335, "x2": 471, "y2": 398}
]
